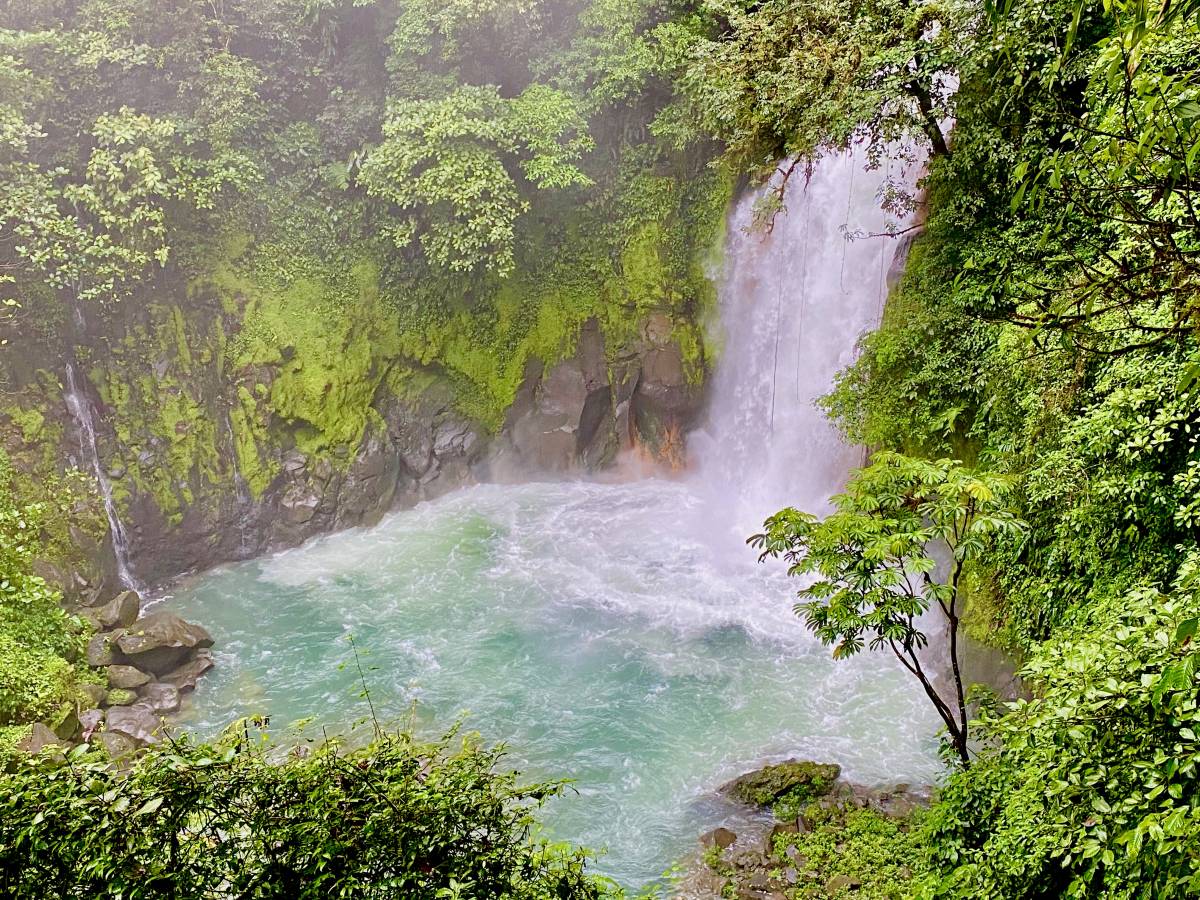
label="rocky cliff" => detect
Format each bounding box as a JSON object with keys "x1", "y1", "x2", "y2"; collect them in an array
[{"x1": 1, "y1": 240, "x2": 712, "y2": 595}]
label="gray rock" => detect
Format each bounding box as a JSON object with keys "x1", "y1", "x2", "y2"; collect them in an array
[
  {"x1": 138, "y1": 681, "x2": 181, "y2": 714},
  {"x1": 79, "y1": 709, "x2": 105, "y2": 738},
  {"x1": 107, "y1": 664, "x2": 151, "y2": 690},
  {"x1": 282, "y1": 450, "x2": 308, "y2": 474},
  {"x1": 97, "y1": 590, "x2": 140, "y2": 629},
  {"x1": 432, "y1": 418, "x2": 481, "y2": 461},
  {"x1": 161, "y1": 649, "x2": 214, "y2": 692},
  {"x1": 79, "y1": 682, "x2": 108, "y2": 709},
  {"x1": 280, "y1": 489, "x2": 319, "y2": 524},
  {"x1": 106, "y1": 704, "x2": 164, "y2": 745},
  {"x1": 52, "y1": 710, "x2": 81, "y2": 741},
  {"x1": 92, "y1": 730, "x2": 138, "y2": 758},
  {"x1": 731, "y1": 849, "x2": 766, "y2": 871},
  {"x1": 86, "y1": 632, "x2": 122, "y2": 667},
  {"x1": 701, "y1": 826, "x2": 738, "y2": 850},
  {"x1": 17, "y1": 723, "x2": 63, "y2": 754},
  {"x1": 115, "y1": 612, "x2": 213, "y2": 674},
  {"x1": 723, "y1": 760, "x2": 841, "y2": 808},
  {"x1": 105, "y1": 688, "x2": 139, "y2": 707}
]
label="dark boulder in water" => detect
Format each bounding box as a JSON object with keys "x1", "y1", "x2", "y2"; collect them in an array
[
  {"x1": 161, "y1": 649, "x2": 215, "y2": 692},
  {"x1": 115, "y1": 611, "x2": 213, "y2": 674}
]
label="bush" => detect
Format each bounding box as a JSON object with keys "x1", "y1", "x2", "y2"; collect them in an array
[
  {"x1": 0, "y1": 724, "x2": 621, "y2": 899},
  {"x1": 0, "y1": 449, "x2": 91, "y2": 727},
  {"x1": 919, "y1": 562, "x2": 1200, "y2": 899}
]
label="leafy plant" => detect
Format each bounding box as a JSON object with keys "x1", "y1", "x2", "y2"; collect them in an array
[
  {"x1": 752, "y1": 453, "x2": 1026, "y2": 766},
  {"x1": 0, "y1": 723, "x2": 622, "y2": 899}
]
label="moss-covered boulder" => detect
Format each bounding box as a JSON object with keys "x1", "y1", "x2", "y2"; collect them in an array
[
  {"x1": 724, "y1": 759, "x2": 841, "y2": 809},
  {"x1": 105, "y1": 688, "x2": 139, "y2": 707}
]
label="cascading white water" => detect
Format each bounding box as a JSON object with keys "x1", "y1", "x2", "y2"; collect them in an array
[
  {"x1": 691, "y1": 149, "x2": 921, "y2": 538},
  {"x1": 63, "y1": 361, "x2": 144, "y2": 593},
  {"x1": 167, "y1": 147, "x2": 937, "y2": 888}
]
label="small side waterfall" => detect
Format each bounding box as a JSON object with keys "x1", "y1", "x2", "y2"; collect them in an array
[
  {"x1": 692, "y1": 148, "x2": 922, "y2": 538},
  {"x1": 63, "y1": 360, "x2": 144, "y2": 593}
]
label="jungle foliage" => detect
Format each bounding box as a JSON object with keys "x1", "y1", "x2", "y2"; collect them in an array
[
  {"x1": 0, "y1": 449, "x2": 95, "y2": 739},
  {"x1": 669, "y1": 0, "x2": 1200, "y2": 894},
  {"x1": 0, "y1": 723, "x2": 622, "y2": 899},
  {"x1": 2, "y1": 0, "x2": 1200, "y2": 897},
  {"x1": 786, "y1": 0, "x2": 1200, "y2": 895}
]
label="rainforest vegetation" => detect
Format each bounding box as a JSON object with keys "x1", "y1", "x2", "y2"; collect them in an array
[{"x1": 2, "y1": 0, "x2": 1200, "y2": 896}]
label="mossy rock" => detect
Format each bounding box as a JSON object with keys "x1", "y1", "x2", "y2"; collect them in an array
[
  {"x1": 724, "y1": 759, "x2": 841, "y2": 809},
  {"x1": 105, "y1": 688, "x2": 139, "y2": 707}
]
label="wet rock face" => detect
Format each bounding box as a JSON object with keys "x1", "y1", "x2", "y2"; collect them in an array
[
  {"x1": 9, "y1": 294, "x2": 703, "y2": 592},
  {"x1": 32, "y1": 591, "x2": 217, "y2": 759},
  {"x1": 115, "y1": 611, "x2": 214, "y2": 675},
  {"x1": 492, "y1": 316, "x2": 704, "y2": 477}
]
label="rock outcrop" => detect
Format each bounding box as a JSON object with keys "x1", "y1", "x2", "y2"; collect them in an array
[
  {"x1": 684, "y1": 759, "x2": 931, "y2": 900},
  {"x1": 490, "y1": 316, "x2": 704, "y2": 478},
  {"x1": 24, "y1": 590, "x2": 217, "y2": 758},
  {"x1": 114, "y1": 611, "x2": 214, "y2": 675}
]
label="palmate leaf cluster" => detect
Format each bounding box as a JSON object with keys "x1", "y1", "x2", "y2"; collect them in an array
[
  {"x1": 754, "y1": 453, "x2": 1022, "y2": 661},
  {"x1": 753, "y1": 453, "x2": 1024, "y2": 766},
  {"x1": 0, "y1": 725, "x2": 621, "y2": 900}
]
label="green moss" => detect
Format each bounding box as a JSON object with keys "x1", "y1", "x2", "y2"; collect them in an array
[
  {"x1": 5, "y1": 407, "x2": 45, "y2": 443},
  {"x1": 104, "y1": 688, "x2": 138, "y2": 707},
  {"x1": 728, "y1": 760, "x2": 841, "y2": 809},
  {"x1": 231, "y1": 386, "x2": 277, "y2": 498}
]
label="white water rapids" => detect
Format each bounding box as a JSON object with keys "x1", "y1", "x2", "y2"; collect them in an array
[{"x1": 167, "y1": 149, "x2": 938, "y2": 888}]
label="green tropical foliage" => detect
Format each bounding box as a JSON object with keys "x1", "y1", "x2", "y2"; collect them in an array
[
  {"x1": 0, "y1": 724, "x2": 621, "y2": 899},
  {"x1": 0, "y1": 450, "x2": 92, "y2": 732},
  {"x1": 360, "y1": 84, "x2": 593, "y2": 275},
  {"x1": 920, "y1": 567, "x2": 1200, "y2": 898},
  {"x1": 753, "y1": 453, "x2": 1025, "y2": 766}
]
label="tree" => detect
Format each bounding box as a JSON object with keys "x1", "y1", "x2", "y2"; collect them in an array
[
  {"x1": 654, "y1": 0, "x2": 967, "y2": 191},
  {"x1": 358, "y1": 84, "x2": 593, "y2": 275},
  {"x1": 751, "y1": 452, "x2": 1026, "y2": 767},
  {"x1": 0, "y1": 105, "x2": 251, "y2": 316},
  {"x1": 964, "y1": 0, "x2": 1200, "y2": 354}
]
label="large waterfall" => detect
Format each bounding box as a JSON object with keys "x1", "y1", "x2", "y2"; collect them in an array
[
  {"x1": 692, "y1": 149, "x2": 919, "y2": 533},
  {"x1": 167, "y1": 149, "x2": 936, "y2": 888}
]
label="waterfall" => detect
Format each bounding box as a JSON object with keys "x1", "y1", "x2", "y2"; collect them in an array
[
  {"x1": 691, "y1": 148, "x2": 922, "y2": 540},
  {"x1": 63, "y1": 360, "x2": 144, "y2": 594}
]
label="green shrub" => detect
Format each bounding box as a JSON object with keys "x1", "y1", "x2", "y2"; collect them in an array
[
  {"x1": 0, "y1": 724, "x2": 621, "y2": 899},
  {"x1": 771, "y1": 808, "x2": 928, "y2": 899},
  {"x1": 0, "y1": 450, "x2": 90, "y2": 727},
  {"x1": 919, "y1": 564, "x2": 1200, "y2": 898}
]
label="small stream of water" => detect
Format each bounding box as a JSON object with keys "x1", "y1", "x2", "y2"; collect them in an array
[
  {"x1": 167, "y1": 148, "x2": 934, "y2": 888},
  {"x1": 63, "y1": 359, "x2": 144, "y2": 594}
]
